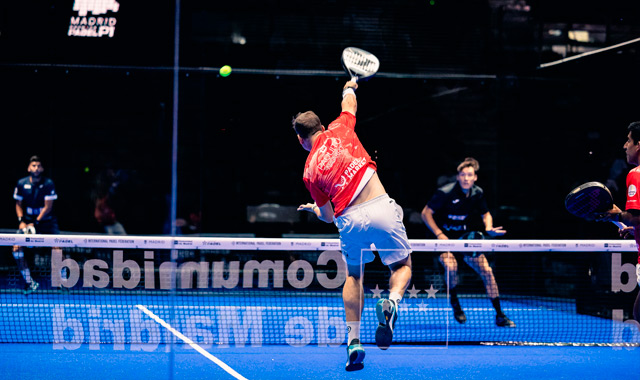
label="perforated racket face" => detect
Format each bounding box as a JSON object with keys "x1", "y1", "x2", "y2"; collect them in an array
[
  {"x1": 565, "y1": 182, "x2": 614, "y2": 220},
  {"x1": 341, "y1": 47, "x2": 380, "y2": 81}
]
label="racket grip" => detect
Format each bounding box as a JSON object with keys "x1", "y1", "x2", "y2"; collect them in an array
[
  {"x1": 351, "y1": 76, "x2": 358, "y2": 83},
  {"x1": 612, "y1": 221, "x2": 627, "y2": 229}
]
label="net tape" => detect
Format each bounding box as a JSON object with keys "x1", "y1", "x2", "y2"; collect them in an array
[{"x1": 0, "y1": 234, "x2": 637, "y2": 252}]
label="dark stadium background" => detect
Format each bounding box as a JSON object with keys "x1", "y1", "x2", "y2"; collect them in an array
[{"x1": 1, "y1": 0, "x2": 640, "y2": 240}]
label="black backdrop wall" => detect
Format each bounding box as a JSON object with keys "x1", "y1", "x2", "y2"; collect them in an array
[{"x1": 1, "y1": 1, "x2": 640, "y2": 238}]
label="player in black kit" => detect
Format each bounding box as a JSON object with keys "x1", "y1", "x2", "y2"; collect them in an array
[
  {"x1": 12, "y1": 156, "x2": 59, "y2": 294},
  {"x1": 421, "y1": 158, "x2": 515, "y2": 327}
]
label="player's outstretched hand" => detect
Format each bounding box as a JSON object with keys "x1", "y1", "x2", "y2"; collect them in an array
[
  {"x1": 486, "y1": 226, "x2": 506, "y2": 237},
  {"x1": 297, "y1": 203, "x2": 316, "y2": 213}
]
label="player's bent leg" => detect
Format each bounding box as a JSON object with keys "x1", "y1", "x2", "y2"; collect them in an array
[
  {"x1": 449, "y1": 286, "x2": 466, "y2": 324},
  {"x1": 375, "y1": 255, "x2": 410, "y2": 350},
  {"x1": 441, "y1": 252, "x2": 465, "y2": 323},
  {"x1": 343, "y1": 264, "x2": 365, "y2": 322},
  {"x1": 439, "y1": 252, "x2": 458, "y2": 287},
  {"x1": 465, "y1": 255, "x2": 515, "y2": 327},
  {"x1": 388, "y1": 255, "x2": 412, "y2": 296},
  {"x1": 344, "y1": 263, "x2": 366, "y2": 370},
  {"x1": 464, "y1": 254, "x2": 499, "y2": 298},
  {"x1": 12, "y1": 246, "x2": 38, "y2": 294}
]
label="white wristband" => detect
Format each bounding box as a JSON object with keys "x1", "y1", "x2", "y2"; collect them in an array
[{"x1": 342, "y1": 88, "x2": 356, "y2": 98}]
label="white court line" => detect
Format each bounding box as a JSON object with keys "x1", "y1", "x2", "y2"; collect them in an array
[
  {"x1": 0, "y1": 304, "x2": 555, "y2": 312},
  {"x1": 135, "y1": 304, "x2": 248, "y2": 380}
]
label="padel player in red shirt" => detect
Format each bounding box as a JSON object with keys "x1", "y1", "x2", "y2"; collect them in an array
[
  {"x1": 598, "y1": 121, "x2": 640, "y2": 323},
  {"x1": 293, "y1": 80, "x2": 412, "y2": 371}
]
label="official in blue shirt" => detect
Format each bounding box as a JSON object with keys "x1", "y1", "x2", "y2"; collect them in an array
[{"x1": 12, "y1": 155, "x2": 59, "y2": 294}]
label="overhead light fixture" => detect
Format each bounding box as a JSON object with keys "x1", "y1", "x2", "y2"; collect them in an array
[
  {"x1": 568, "y1": 30, "x2": 590, "y2": 43},
  {"x1": 232, "y1": 33, "x2": 246, "y2": 45}
]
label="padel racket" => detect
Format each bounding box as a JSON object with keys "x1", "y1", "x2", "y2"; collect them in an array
[
  {"x1": 565, "y1": 181, "x2": 626, "y2": 228},
  {"x1": 341, "y1": 47, "x2": 380, "y2": 82}
]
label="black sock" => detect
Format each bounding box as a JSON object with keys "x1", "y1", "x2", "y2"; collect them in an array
[
  {"x1": 449, "y1": 286, "x2": 461, "y2": 308},
  {"x1": 491, "y1": 297, "x2": 504, "y2": 316}
]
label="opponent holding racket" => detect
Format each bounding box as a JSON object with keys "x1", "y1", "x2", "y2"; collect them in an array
[
  {"x1": 293, "y1": 78, "x2": 412, "y2": 371},
  {"x1": 596, "y1": 121, "x2": 640, "y2": 322}
]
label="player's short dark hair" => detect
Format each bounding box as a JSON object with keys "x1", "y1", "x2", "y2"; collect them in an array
[
  {"x1": 29, "y1": 155, "x2": 42, "y2": 164},
  {"x1": 292, "y1": 111, "x2": 323, "y2": 139},
  {"x1": 457, "y1": 157, "x2": 479, "y2": 173},
  {"x1": 628, "y1": 122, "x2": 640, "y2": 144}
]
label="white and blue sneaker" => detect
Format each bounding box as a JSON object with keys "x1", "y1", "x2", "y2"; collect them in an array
[
  {"x1": 23, "y1": 281, "x2": 39, "y2": 295},
  {"x1": 375, "y1": 299, "x2": 398, "y2": 350},
  {"x1": 345, "y1": 339, "x2": 365, "y2": 371}
]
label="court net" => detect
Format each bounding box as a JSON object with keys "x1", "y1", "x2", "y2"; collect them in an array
[{"x1": 0, "y1": 234, "x2": 638, "y2": 349}]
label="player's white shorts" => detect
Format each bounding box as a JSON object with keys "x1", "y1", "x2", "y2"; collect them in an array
[{"x1": 334, "y1": 194, "x2": 412, "y2": 266}]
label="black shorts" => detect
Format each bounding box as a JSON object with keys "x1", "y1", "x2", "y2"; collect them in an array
[
  {"x1": 443, "y1": 231, "x2": 486, "y2": 258},
  {"x1": 23, "y1": 217, "x2": 60, "y2": 235}
]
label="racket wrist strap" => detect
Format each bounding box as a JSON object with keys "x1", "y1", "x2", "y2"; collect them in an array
[{"x1": 342, "y1": 87, "x2": 356, "y2": 99}]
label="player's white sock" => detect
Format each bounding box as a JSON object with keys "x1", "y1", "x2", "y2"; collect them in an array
[
  {"x1": 347, "y1": 321, "x2": 361, "y2": 345},
  {"x1": 389, "y1": 291, "x2": 402, "y2": 306},
  {"x1": 21, "y1": 268, "x2": 32, "y2": 284}
]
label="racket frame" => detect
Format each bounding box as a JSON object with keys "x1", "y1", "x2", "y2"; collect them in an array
[
  {"x1": 341, "y1": 47, "x2": 380, "y2": 82},
  {"x1": 565, "y1": 181, "x2": 627, "y2": 229}
]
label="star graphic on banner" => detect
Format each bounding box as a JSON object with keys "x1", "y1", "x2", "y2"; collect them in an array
[
  {"x1": 370, "y1": 284, "x2": 384, "y2": 298},
  {"x1": 417, "y1": 301, "x2": 429, "y2": 313},
  {"x1": 398, "y1": 301, "x2": 411, "y2": 314},
  {"x1": 406, "y1": 284, "x2": 421, "y2": 298},
  {"x1": 425, "y1": 284, "x2": 439, "y2": 299}
]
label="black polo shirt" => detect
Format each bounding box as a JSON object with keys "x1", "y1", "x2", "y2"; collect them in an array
[
  {"x1": 13, "y1": 176, "x2": 58, "y2": 222},
  {"x1": 426, "y1": 181, "x2": 488, "y2": 239}
]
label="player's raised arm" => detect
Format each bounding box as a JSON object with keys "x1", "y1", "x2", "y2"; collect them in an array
[{"x1": 341, "y1": 81, "x2": 358, "y2": 116}]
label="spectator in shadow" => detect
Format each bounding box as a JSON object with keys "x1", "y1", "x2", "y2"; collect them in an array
[{"x1": 92, "y1": 168, "x2": 126, "y2": 235}]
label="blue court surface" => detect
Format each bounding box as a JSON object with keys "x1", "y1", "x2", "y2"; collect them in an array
[
  {"x1": 2, "y1": 291, "x2": 639, "y2": 380},
  {"x1": 1, "y1": 292, "x2": 636, "y2": 345},
  {"x1": 2, "y1": 342, "x2": 639, "y2": 380}
]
